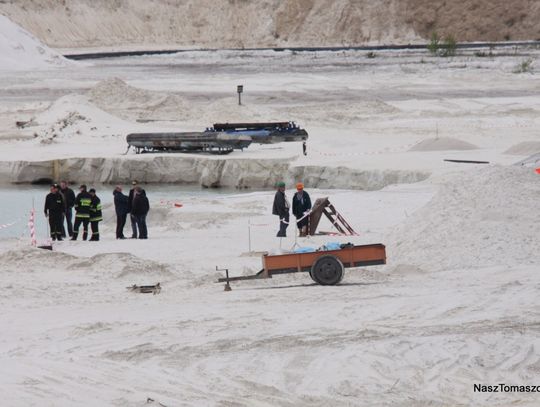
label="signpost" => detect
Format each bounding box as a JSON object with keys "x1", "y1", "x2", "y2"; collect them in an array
[{"x1": 237, "y1": 85, "x2": 243, "y2": 105}]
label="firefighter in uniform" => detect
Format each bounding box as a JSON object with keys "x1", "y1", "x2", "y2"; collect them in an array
[
  {"x1": 88, "y1": 188, "x2": 103, "y2": 241},
  {"x1": 71, "y1": 184, "x2": 92, "y2": 241},
  {"x1": 44, "y1": 184, "x2": 65, "y2": 241}
]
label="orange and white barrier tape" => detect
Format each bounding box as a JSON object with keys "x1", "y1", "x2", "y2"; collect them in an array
[
  {"x1": 309, "y1": 141, "x2": 420, "y2": 157},
  {"x1": 248, "y1": 220, "x2": 272, "y2": 227},
  {"x1": 0, "y1": 221, "x2": 17, "y2": 230}
]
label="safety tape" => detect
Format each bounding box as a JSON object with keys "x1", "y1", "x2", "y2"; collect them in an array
[
  {"x1": 309, "y1": 141, "x2": 421, "y2": 157},
  {"x1": 248, "y1": 221, "x2": 272, "y2": 227},
  {"x1": 0, "y1": 220, "x2": 18, "y2": 230}
]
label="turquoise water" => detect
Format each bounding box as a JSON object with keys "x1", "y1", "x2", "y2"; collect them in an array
[{"x1": 0, "y1": 184, "x2": 243, "y2": 239}]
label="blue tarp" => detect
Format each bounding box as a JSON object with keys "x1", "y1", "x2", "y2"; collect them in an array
[{"x1": 293, "y1": 246, "x2": 316, "y2": 253}]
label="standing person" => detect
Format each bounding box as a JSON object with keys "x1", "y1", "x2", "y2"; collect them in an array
[
  {"x1": 272, "y1": 181, "x2": 290, "y2": 237},
  {"x1": 71, "y1": 184, "x2": 92, "y2": 241},
  {"x1": 113, "y1": 186, "x2": 129, "y2": 239},
  {"x1": 131, "y1": 187, "x2": 149, "y2": 239},
  {"x1": 292, "y1": 182, "x2": 312, "y2": 237},
  {"x1": 59, "y1": 180, "x2": 76, "y2": 238},
  {"x1": 302, "y1": 141, "x2": 307, "y2": 156},
  {"x1": 128, "y1": 180, "x2": 139, "y2": 239},
  {"x1": 88, "y1": 188, "x2": 103, "y2": 241},
  {"x1": 44, "y1": 184, "x2": 64, "y2": 241}
]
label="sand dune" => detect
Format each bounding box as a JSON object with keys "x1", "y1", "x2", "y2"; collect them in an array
[{"x1": 1, "y1": 0, "x2": 539, "y2": 50}]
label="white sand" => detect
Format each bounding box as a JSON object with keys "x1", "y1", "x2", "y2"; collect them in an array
[
  {"x1": 387, "y1": 165, "x2": 540, "y2": 272},
  {"x1": 504, "y1": 141, "x2": 540, "y2": 155},
  {"x1": 1, "y1": 181, "x2": 539, "y2": 406},
  {"x1": 0, "y1": 15, "x2": 70, "y2": 71},
  {"x1": 408, "y1": 137, "x2": 478, "y2": 151}
]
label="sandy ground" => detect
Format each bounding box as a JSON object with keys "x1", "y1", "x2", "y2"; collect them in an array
[
  {"x1": 1, "y1": 173, "x2": 539, "y2": 406},
  {"x1": 1, "y1": 28, "x2": 540, "y2": 406}
]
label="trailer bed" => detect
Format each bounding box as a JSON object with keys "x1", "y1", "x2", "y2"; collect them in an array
[{"x1": 218, "y1": 243, "x2": 386, "y2": 286}]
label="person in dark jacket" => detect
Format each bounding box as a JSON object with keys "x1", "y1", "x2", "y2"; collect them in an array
[
  {"x1": 131, "y1": 187, "x2": 149, "y2": 239},
  {"x1": 113, "y1": 186, "x2": 129, "y2": 239},
  {"x1": 88, "y1": 188, "x2": 103, "y2": 241},
  {"x1": 71, "y1": 184, "x2": 92, "y2": 241},
  {"x1": 272, "y1": 181, "x2": 290, "y2": 237},
  {"x1": 128, "y1": 180, "x2": 139, "y2": 238},
  {"x1": 292, "y1": 182, "x2": 312, "y2": 237},
  {"x1": 44, "y1": 184, "x2": 64, "y2": 241},
  {"x1": 59, "y1": 180, "x2": 76, "y2": 237}
]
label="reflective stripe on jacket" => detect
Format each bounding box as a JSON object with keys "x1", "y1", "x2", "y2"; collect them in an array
[
  {"x1": 90, "y1": 196, "x2": 103, "y2": 222},
  {"x1": 75, "y1": 192, "x2": 92, "y2": 218}
]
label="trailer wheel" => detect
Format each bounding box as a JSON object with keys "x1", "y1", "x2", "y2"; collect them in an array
[{"x1": 310, "y1": 255, "x2": 344, "y2": 285}]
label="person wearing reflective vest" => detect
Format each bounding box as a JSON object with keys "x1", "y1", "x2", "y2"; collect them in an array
[
  {"x1": 88, "y1": 188, "x2": 103, "y2": 241},
  {"x1": 71, "y1": 184, "x2": 92, "y2": 241}
]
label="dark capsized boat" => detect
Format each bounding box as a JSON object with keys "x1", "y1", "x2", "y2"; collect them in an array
[
  {"x1": 126, "y1": 132, "x2": 252, "y2": 154},
  {"x1": 126, "y1": 122, "x2": 308, "y2": 154},
  {"x1": 212, "y1": 122, "x2": 308, "y2": 144}
]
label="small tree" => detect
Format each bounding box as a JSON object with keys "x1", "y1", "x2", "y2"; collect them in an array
[
  {"x1": 427, "y1": 32, "x2": 441, "y2": 56},
  {"x1": 441, "y1": 35, "x2": 457, "y2": 57},
  {"x1": 428, "y1": 32, "x2": 457, "y2": 57}
]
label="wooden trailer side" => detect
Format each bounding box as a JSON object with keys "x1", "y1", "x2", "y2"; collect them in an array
[{"x1": 262, "y1": 244, "x2": 386, "y2": 274}]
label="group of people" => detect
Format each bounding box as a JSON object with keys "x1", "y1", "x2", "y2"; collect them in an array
[
  {"x1": 113, "y1": 181, "x2": 150, "y2": 240},
  {"x1": 44, "y1": 180, "x2": 150, "y2": 241},
  {"x1": 45, "y1": 178, "x2": 308, "y2": 242},
  {"x1": 44, "y1": 182, "x2": 102, "y2": 241},
  {"x1": 272, "y1": 181, "x2": 312, "y2": 237}
]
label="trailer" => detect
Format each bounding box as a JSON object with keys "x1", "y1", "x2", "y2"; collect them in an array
[{"x1": 217, "y1": 243, "x2": 386, "y2": 287}]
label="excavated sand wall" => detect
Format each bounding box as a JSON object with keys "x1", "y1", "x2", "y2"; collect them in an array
[
  {"x1": 0, "y1": 156, "x2": 430, "y2": 190},
  {"x1": 1, "y1": 0, "x2": 539, "y2": 49}
]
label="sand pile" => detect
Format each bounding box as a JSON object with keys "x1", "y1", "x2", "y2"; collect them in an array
[
  {"x1": 0, "y1": 246, "x2": 172, "y2": 279},
  {"x1": 29, "y1": 94, "x2": 130, "y2": 143},
  {"x1": 408, "y1": 137, "x2": 478, "y2": 152},
  {"x1": 0, "y1": 246, "x2": 78, "y2": 272},
  {"x1": 88, "y1": 78, "x2": 191, "y2": 121},
  {"x1": 282, "y1": 100, "x2": 399, "y2": 125},
  {"x1": 0, "y1": 15, "x2": 70, "y2": 71},
  {"x1": 195, "y1": 97, "x2": 277, "y2": 125},
  {"x1": 504, "y1": 141, "x2": 540, "y2": 156},
  {"x1": 387, "y1": 166, "x2": 540, "y2": 272}
]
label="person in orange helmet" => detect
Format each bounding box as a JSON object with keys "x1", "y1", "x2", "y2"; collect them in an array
[{"x1": 292, "y1": 182, "x2": 311, "y2": 237}]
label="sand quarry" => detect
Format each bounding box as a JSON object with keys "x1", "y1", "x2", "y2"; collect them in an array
[{"x1": 1, "y1": 16, "x2": 540, "y2": 407}]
